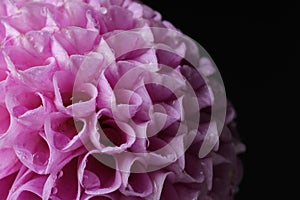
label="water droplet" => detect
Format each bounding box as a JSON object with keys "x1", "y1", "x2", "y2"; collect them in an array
[
  {"x1": 51, "y1": 187, "x2": 58, "y2": 195},
  {"x1": 146, "y1": 140, "x2": 150, "y2": 148},
  {"x1": 138, "y1": 75, "x2": 143, "y2": 80},
  {"x1": 10, "y1": 187, "x2": 16, "y2": 193},
  {"x1": 33, "y1": 44, "x2": 43, "y2": 52},
  {"x1": 33, "y1": 152, "x2": 48, "y2": 166},
  {"x1": 100, "y1": 7, "x2": 108, "y2": 14},
  {"x1": 15, "y1": 150, "x2": 30, "y2": 160},
  {"x1": 110, "y1": 48, "x2": 115, "y2": 55},
  {"x1": 40, "y1": 7, "x2": 47, "y2": 16},
  {"x1": 57, "y1": 171, "x2": 64, "y2": 179},
  {"x1": 27, "y1": 35, "x2": 34, "y2": 41},
  {"x1": 153, "y1": 182, "x2": 158, "y2": 190}
]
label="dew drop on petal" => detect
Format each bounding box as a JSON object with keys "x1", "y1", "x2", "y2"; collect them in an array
[
  {"x1": 51, "y1": 187, "x2": 58, "y2": 195},
  {"x1": 110, "y1": 48, "x2": 115, "y2": 55},
  {"x1": 27, "y1": 35, "x2": 34, "y2": 42},
  {"x1": 33, "y1": 152, "x2": 48, "y2": 166},
  {"x1": 57, "y1": 171, "x2": 64, "y2": 179},
  {"x1": 33, "y1": 44, "x2": 43, "y2": 53},
  {"x1": 100, "y1": 7, "x2": 108, "y2": 14},
  {"x1": 40, "y1": 7, "x2": 47, "y2": 16},
  {"x1": 15, "y1": 149, "x2": 30, "y2": 161},
  {"x1": 10, "y1": 187, "x2": 16, "y2": 193}
]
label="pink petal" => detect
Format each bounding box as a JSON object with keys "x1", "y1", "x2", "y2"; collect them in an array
[
  {"x1": 103, "y1": 6, "x2": 134, "y2": 31},
  {"x1": 43, "y1": 158, "x2": 81, "y2": 200},
  {"x1": 3, "y1": 3, "x2": 57, "y2": 33},
  {"x1": 78, "y1": 151, "x2": 121, "y2": 195},
  {"x1": 120, "y1": 171, "x2": 153, "y2": 197},
  {"x1": 0, "y1": 104, "x2": 10, "y2": 137},
  {"x1": 44, "y1": 112, "x2": 86, "y2": 151},
  {"x1": 13, "y1": 130, "x2": 51, "y2": 174},
  {"x1": 54, "y1": 27, "x2": 99, "y2": 55},
  {"x1": 8, "y1": 167, "x2": 47, "y2": 200},
  {"x1": 88, "y1": 112, "x2": 136, "y2": 153},
  {"x1": 0, "y1": 171, "x2": 18, "y2": 199},
  {"x1": 0, "y1": 148, "x2": 21, "y2": 179},
  {"x1": 5, "y1": 86, "x2": 52, "y2": 128}
]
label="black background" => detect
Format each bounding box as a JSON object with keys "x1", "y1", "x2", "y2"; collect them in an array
[{"x1": 141, "y1": 1, "x2": 297, "y2": 199}]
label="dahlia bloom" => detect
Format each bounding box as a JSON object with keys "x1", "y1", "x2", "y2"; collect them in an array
[{"x1": 0, "y1": 0, "x2": 244, "y2": 199}]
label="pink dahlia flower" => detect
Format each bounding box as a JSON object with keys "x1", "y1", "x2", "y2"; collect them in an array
[{"x1": 0, "y1": 0, "x2": 245, "y2": 199}]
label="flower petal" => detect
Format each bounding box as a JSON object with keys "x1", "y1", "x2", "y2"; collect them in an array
[{"x1": 78, "y1": 151, "x2": 121, "y2": 195}]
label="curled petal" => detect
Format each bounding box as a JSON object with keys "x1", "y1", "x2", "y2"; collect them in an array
[
  {"x1": 119, "y1": 160, "x2": 153, "y2": 197},
  {"x1": 8, "y1": 167, "x2": 47, "y2": 200},
  {"x1": 103, "y1": 5, "x2": 135, "y2": 32},
  {"x1": 13, "y1": 130, "x2": 50, "y2": 174},
  {"x1": 89, "y1": 112, "x2": 136, "y2": 153},
  {"x1": 78, "y1": 151, "x2": 121, "y2": 195},
  {"x1": 17, "y1": 57, "x2": 59, "y2": 91},
  {"x1": 2, "y1": 3, "x2": 54, "y2": 33},
  {"x1": 43, "y1": 158, "x2": 81, "y2": 200},
  {"x1": 54, "y1": 27, "x2": 99, "y2": 55},
  {"x1": 44, "y1": 112, "x2": 86, "y2": 151},
  {"x1": 5, "y1": 86, "x2": 53, "y2": 128}
]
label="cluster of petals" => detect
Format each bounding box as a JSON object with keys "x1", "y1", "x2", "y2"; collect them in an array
[{"x1": 0, "y1": 0, "x2": 244, "y2": 199}]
